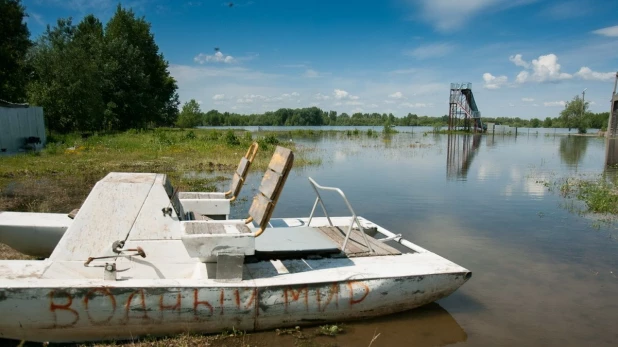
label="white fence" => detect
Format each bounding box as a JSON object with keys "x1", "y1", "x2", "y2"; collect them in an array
[{"x1": 0, "y1": 106, "x2": 46, "y2": 153}]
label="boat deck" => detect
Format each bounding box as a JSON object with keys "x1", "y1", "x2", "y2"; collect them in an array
[{"x1": 318, "y1": 226, "x2": 401, "y2": 257}]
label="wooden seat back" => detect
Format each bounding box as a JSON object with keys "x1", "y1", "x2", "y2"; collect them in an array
[
  {"x1": 226, "y1": 142, "x2": 259, "y2": 200},
  {"x1": 247, "y1": 146, "x2": 294, "y2": 236}
]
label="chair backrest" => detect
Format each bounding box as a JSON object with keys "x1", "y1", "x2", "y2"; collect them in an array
[
  {"x1": 226, "y1": 142, "x2": 259, "y2": 201},
  {"x1": 247, "y1": 146, "x2": 294, "y2": 236}
]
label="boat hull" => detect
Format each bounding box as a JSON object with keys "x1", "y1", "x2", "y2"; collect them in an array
[{"x1": 0, "y1": 272, "x2": 469, "y2": 342}]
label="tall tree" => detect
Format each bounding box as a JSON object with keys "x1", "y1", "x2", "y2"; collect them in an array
[
  {"x1": 176, "y1": 99, "x2": 202, "y2": 128},
  {"x1": 27, "y1": 17, "x2": 106, "y2": 132},
  {"x1": 560, "y1": 95, "x2": 589, "y2": 134},
  {"x1": 27, "y1": 5, "x2": 179, "y2": 133},
  {"x1": 0, "y1": 0, "x2": 31, "y2": 102},
  {"x1": 104, "y1": 5, "x2": 178, "y2": 129}
]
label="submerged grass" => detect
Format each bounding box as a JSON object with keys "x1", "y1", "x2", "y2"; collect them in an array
[{"x1": 558, "y1": 176, "x2": 618, "y2": 215}]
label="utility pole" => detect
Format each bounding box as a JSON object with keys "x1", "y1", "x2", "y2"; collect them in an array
[{"x1": 582, "y1": 88, "x2": 587, "y2": 129}]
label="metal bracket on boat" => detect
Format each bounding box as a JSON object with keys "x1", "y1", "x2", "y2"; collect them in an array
[
  {"x1": 104, "y1": 263, "x2": 117, "y2": 281},
  {"x1": 84, "y1": 241, "x2": 147, "y2": 266},
  {"x1": 378, "y1": 234, "x2": 402, "y2": 242},
  {"x1": 306, "y1": 177, "x2": 375, "y2": 254}
]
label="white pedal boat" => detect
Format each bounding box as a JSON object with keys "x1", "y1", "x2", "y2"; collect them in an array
[{"x1": 0, "y1": 146, "x2": 471, "y2": 343}]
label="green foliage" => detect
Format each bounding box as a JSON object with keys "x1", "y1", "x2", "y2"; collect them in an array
[
  {"x1": 176, "y1": 99, "x2": 202, "y2": 129},
  {"x1": 383, "y1": 120, "x2": 397, "y2": 135},
  {"x1": 224, "y1": 130, "x2": 240, "y2": 146},
  {"x1": 184, "y1": 131, "x2": 196, "y2": 140},
  {"x1": 560, "y1": 95, "x2": 589, "y2": 134},
  {"x1": 257, "y1": 134, "x2": 279, "y2": 150},
  {"x1": 577, "y1": 180, "x2": 618, "y2": 214},
  {"x1": 543, "y1": 117, "x2": 553, "y2": 128},
  {"x1": 0, "y1": 0, "x2": 31, "y2": 102},
  {"x1": 26, "y1": 5, "x2": 178, "y2": 133}
]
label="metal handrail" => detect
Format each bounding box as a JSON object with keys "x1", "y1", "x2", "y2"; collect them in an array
[{"x1": 306, "y1": 177, "x2": 374, "y2": 254}]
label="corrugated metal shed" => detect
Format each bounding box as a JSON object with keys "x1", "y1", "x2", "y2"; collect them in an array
[{"x1": 0, "y1": 103, "x2": 46, "y2": 153}]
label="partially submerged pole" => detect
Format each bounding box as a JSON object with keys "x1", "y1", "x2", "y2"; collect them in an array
[{"x1": 607, "y1": 72, "x2": 618, "y2": 137}]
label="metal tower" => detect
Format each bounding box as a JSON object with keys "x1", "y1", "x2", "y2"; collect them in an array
[{"x1": 448, "y1": 83, "x2": 483, "y2": 132}]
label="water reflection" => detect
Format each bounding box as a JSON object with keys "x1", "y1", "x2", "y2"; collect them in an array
[
  {"x1": 559, "y1": 136, "x2": 588, "y2": 167},
  {"x1": 605, "y1": 138, "x2": 618, "y2": 167},
  {"x1": 258, "y1": 303, "x2": 467, "y2": 347},
  {"x1": 446, "y1": 134, "x2": 481, "y2": 180}
]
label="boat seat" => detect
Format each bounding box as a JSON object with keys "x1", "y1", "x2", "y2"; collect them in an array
[
  {"x1": 180, "y1": 146, "x2": 294, "y2": 281},
  {"x1": 254, "y1": 227, "x2": 340, "y2": 257},
  {"x1": 177, "y1": 142, "x2": 258, "y2": 219}
]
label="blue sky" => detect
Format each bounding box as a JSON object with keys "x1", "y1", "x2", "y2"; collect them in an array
[{"x1": 22, "y1": 0, "x2": 618, "y2": 119}]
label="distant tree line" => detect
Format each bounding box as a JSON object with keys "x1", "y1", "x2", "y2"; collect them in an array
[
  {"x1": 177, "y1": 98, "x2": 610, "y2": 130},
  {"x1": 1, "y1": 0, "x2": 179, "y2": 133}
]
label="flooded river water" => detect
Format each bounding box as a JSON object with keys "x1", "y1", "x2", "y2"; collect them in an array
[{"x1": 216, "y1": 127, "x2": 618, "y2": 346}]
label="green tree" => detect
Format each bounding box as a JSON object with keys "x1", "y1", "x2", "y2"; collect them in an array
[
  {"x1": 543, "y1": 117, "x2": 553, "y2": 128},
  {"x1": 560, "y1": 95, "x2": 589, "y2": 134},
  {"x1": 176, "y1": 99, "x2": 202, "y2": 128},
  {"x1": 104, "y1": 5, "x2": 178, "y2": 129},
  {"x1": 28, "y1": 16, "x2": 107, "y2": 132},
  {"x1": 530, "y1": 118, "x2": 541, "y2": 128},
  {"x1": 27, "y1": 6, "x2": 178, "y2": 133},
  {"x1": 0, "y1": 0, "x2": 31, "y2": 102}
]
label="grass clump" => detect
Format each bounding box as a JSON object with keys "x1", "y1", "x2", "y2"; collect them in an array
[
  {"x1": 316, "y1": 324, "x2": 344, "y2": 336},
  {"x1": 572, "y1": 179, "x2": 618, "y2": 214}
]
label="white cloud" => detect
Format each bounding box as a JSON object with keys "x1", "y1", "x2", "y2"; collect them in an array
[
  {"x1": 574, "y1": 67, "x2": 615, "y2": 81},
  {"x1": 592, "y1": 25, "x2": 618, "y2": 37},
  {"x1": 212, "y1": 94, "x2": 226, "y2": 101},
  {"x1": 508, "y1": 103, "x2": 515, "y2": 107},
  {"x1": 512, "y1": 54, "x2": 572, "y2": 83},
  {"x1": 404, "y1": 43, "x2": 455, "y2": 59},
  {"x1": 194, "y1": 51, "x2": 235, "y2": 64},
  {"x1": 390, "y1": 68, "x2": 417, "y2": 74},
  {"x1": 544, "y1": 101, "x2": 566, "y2": 107},
  {"x1": 544, "y1": 1, "x2": 587, "y2": 19},
  {"x1": 509, "y1": 54, "x2": 529, "y2": 68},
  {"x1": 522, "y1": 97, "x2": 534, "y2": 102},
  {"x1": 346, "y1": 101, "x2": 364, "y2": 106},
  {"x1": 334, "y1": 89, "x2": 349, "y2": 99},
  {"x1": 333, "y1": 89, "x2": 359, "y2": 100},
  {"x1": 314, "y1": 93, "x2": 330, "y2": 101},
  {"x1": 388, "y1": 91, "x2": 404, "y2": 99},
  {"x1": 28, "y1": 12, "x2": 45, "y2": 26},
  {"x1": 400, "y1": 102, "x2": 429, "y2": 108},
  {"x1": 482, "y1": 73, "x2": 508, "y2": 89},
  {"x1": 411, "y1": 0, "x2": 535, "y2": 32},
  {"x1": 384, "y1": 100, "x2": 396, "y2": 104},
  {"x1": 303, "y1": 69, "x2": 319, "y2": 78}
]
